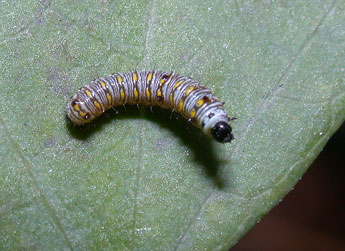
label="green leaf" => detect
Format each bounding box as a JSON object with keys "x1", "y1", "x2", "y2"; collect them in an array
[{"x1": 1, "y1": 0, "x2": 344, "y2": 250}]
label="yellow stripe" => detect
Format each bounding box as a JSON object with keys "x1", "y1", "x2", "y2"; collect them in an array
[
  {"x1": 117, "y1": 75, "x2": 123, "y2": 83},
  {"x1": 99, "y1": 80, "x2": 107, "y2": 87},
  {"x1": 147, "y1": 73, "x2": 153, "y2": 81},
  {"x1": 94, "y1": 101, "x2": 101, "y2": 109},
  {"x1": 146, "y1": 88, "x2": 151, "y2": 101},
  {"x1": 196, "y1": 98, "x2": 204, "y2": 107},
  {"x1": 174, "y1": 80, "x2": 183, "y2": 89},
  {"x1": 86, "y1": 90, "x2": 92, "y2": 97},
  {"x1": 120, "y1": 90, "x2": 125, "y2": 101},
  {"x1": 133, "y1": 72, "x2": 138, "y2": 82},
  {"x1": 107, "y1": 93, "x2": 112, "y2": 104},
  {"x1": 190, "y1": 109, "x2": 196, "y2": 118},
  {"x1": 169, "y1": 93, "x2": 174, "y2": 106},
  {"x1": 160, "y1": 79, "x2": 166, "y2": 84},
  {"x1": 178, "y1": 100, "x2": 184, "y2": 112},
  {"x1": 80, "y1": 111, "x2": 87, "y2": 117},
  {"x1": 73, "y1": 104, "x2": 80, "y2": 111},
  {"x1": 134, "y1": 88, "x2": 139, "y2": 100},
  {"x1": 157, "y1": 90, "x2": 162, "y2": 97},
  {"x1": 185, "y1": 86, "x2": 195, "y2": 95}
]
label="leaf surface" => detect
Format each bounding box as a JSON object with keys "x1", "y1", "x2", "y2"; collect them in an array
[{"x1": 0, "y1": 0, "x2": 344, "y2": 250}]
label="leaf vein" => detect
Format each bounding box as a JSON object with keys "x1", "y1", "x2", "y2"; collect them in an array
[
  {"x1": 174, "y1": 190, "x2": 214, "y2": 250},
  {"x1": 0, "y1": 115, "x2": 73, "y2": 250},
  {"x1": 132, "y1": 0, "x2": 157, "y2": 243},
  {"x1": 231, "y1": 0, "x2": 337, "y2": 159}
]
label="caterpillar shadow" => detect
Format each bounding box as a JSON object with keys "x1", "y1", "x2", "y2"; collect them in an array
[{"x1": 66, "y1": 105, "x2": 227, "y2": 189}]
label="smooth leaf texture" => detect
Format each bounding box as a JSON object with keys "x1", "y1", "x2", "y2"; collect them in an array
[{"x1": 1, "y1": 0, "x2": 344, "y2": 250}]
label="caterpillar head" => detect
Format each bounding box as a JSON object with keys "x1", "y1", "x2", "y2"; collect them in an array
[
  {"x1": 67, "y1": 97, "x2": 95, "y2": 125},
  {"x1": 211, "y1": 121, "x2": 233, "y2": 143}
]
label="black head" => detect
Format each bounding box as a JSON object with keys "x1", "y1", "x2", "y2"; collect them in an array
[{"x1": 211, "y1": 121, "x2": 234, "y2": 143}]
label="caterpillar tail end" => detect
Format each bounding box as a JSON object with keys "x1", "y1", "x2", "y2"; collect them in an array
[{"x1": 66, "y1": 96, "x2": 93, "y2": 126}]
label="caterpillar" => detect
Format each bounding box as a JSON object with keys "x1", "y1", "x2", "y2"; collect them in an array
[{"x1": 67, "y1": 70, "x2": 234, "y2": 143}]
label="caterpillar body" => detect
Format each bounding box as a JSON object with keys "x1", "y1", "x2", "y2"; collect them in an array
[{"x1": 67, "y1": 70, "x2": 234, "y2": 143}]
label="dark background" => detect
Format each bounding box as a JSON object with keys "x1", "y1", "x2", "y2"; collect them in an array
[{"x1": 233, "y1": 122, "x2": 345, "y2": 251}]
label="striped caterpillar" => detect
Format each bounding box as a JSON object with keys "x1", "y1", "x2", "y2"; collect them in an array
[{"x1": 67, "y1": 70, "x2": 234, "y2": 143}]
